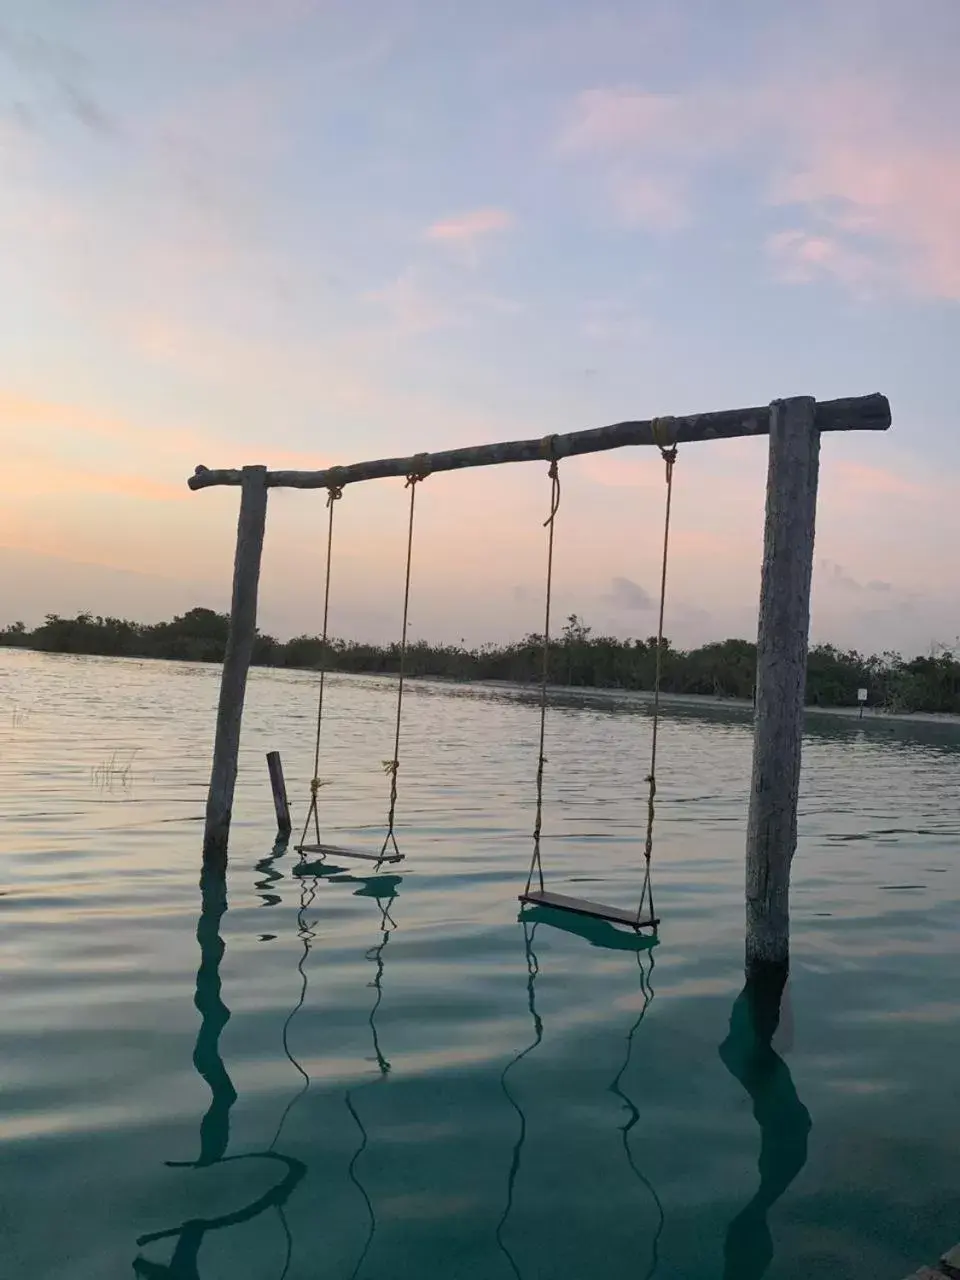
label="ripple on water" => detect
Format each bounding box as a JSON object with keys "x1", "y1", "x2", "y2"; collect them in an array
[{"x1": 1, "y1": 649, "x2": 959, "y2": 1280}]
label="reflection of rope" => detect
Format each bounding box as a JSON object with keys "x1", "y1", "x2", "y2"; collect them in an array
[
  {"x1": 608, "y1": 949, "x2": 665, "y2": 1280},
  {"x1": 345, "y1": 886, "x2": 399, "y2": 1278},
  {"x1": 365, "y1": 911, "x2": 394, "y2": 1075},
  {"x1": 345, "y1": 1092, "x2": 376, "y2": 1280},
  {"x1": 496, "y1": 920, "x2": 544, "y2": 1279},
  {"x1": 270, "y1": 852, "x2": 316, "y2": 1152}
]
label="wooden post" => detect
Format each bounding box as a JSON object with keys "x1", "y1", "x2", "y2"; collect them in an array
[
  {"x1": 203, "y1": 466, "x2": 269, "y2": 865},
  {"x1": 266, "y1": 751, "x2": 292, "y2": 838},
  {"x1": 746, "y1": 397, "x2": 820, "y2": 972}
]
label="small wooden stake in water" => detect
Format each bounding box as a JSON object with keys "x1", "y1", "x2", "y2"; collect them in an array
[
  {"x1": 266, "y1": 751, "x2": 292, "y2": 837},
  {"x1": 858, "y1": 687, "x2": 868, "y2": 720}
]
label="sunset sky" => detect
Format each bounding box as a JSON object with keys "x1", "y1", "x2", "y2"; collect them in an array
[{"x1": 2, "y1": 0, "x2": 958, "y2": 654}]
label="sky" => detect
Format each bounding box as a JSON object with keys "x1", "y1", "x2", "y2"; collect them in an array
[{"x1": 1, "y1": 0, "x2": 959, "y2": 654}]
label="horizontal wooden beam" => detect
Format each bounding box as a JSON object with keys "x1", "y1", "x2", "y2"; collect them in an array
[{"x1": 187, "y1": 392, "x2": 891, "y2": 492}]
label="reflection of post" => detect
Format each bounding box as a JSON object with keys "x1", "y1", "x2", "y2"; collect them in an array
[
  {"x1": 190, "y1": 867, "x2": 237, "y2": 1165},
  {"x1": 718, "y1": 967, "x2": 812, "y2": 1280},
  {"x1": 133, "y1": 862, "x2": 306, "y2": 1277}
]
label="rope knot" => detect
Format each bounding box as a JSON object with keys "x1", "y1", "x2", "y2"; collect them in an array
[
  {"x1": 540, "y1": 434, "x2": 560, "y2": 462},
  {"x1": 651, "y1": 417, "x2": 678, "y2": 469},
  {"x1": 405, "y1": 453, "x2": 432, "y2": 486},
  {"x1": 310, "y1": 777, "x2": 330, "y2": 795},
  {"x1": 325, "y1": 467, "x2": 347, "y2": 501},
  {"x1": 382, "y1": 759, "x2": 399, "y2": 777}
]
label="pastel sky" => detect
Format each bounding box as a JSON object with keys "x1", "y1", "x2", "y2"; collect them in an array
[{"x1": 2, "y1": 0, "x2": 959, "y2": 653}]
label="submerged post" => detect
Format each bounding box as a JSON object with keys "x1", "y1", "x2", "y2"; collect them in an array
[
  {"x1": 266, "y1": 751, "x2": 292, "y2": 838},
  {"x1": 203, "y1": 466, "x2": 269, "y2": 865},
  {"x1": 746, "y1": 397, "x2": 820, "y2": 973}
]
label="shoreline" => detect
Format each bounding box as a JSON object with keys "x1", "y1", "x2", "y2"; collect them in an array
[
  {"x1": 469, "y1": 678, "x2": 960, "y2": 729},
  {"x1": 4, "y1": 645, "x2": 960, "y2": 730}
]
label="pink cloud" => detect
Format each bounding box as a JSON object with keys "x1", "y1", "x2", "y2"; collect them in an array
[
  {"x1": 766, "y1": 229, "x2": 878, "y2": 291},
  {"x1": 364, "y1": 268, "x2": 455, "y2": 336},
  {"x1": 559, "y1": 69, "x2": 960, "y2": 297},
  {"x1": 425, "y1": 208, "x2": 514, "y2": 244},
  {"x1": 610, "y1": 172, "x2": 689, "y2": 231},
  {"x1": 559, "y1": 89, "x2": 677, "y2": 153},
  {"x1": 830, "y1": 460, "x2": 929, "y2": 500}
]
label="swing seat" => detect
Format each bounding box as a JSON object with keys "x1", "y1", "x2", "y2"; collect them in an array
[
  {"x1": 296, "y1": 841, "x2": 404, "y2": 865},
  {"x1": 519, "y1": 889, "x2": 658, "y2": 931}
]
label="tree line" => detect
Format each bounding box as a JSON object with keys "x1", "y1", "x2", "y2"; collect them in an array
[{"x1": 2, "y1": 607, "x2": 959, "y2": 714}]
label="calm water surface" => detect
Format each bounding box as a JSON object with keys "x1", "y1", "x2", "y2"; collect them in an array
[{"x1": 1, "y1": 649, "x2": 959, "y2": 1279}]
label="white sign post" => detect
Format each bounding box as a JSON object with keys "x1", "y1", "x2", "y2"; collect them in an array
[{"x1": 857, "y1": 687, "x2": 868, "y2": 718}]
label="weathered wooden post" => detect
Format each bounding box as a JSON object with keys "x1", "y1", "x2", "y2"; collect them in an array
[
  {"x1": 266, "y1": 750, "x2": 292, "y2": 839},
  {"x1": 203, "y1": 465, "x2": 269, "y2": 865},
  {"x1": 746, "y1": 397, "x2": 820, "y2": 973}
]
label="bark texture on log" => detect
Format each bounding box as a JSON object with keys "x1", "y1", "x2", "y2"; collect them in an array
[
  {"x1": 203, "y1": 466, "x2": 268, "y2": 864},
  {"x1": 187, "y1": 393, "x2": 889, "y2": 491},
  {"x1": 746, "y1": 398, "x2": 820, "y2": 971}
]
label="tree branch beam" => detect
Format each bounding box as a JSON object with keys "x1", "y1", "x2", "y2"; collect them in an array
[{"x1": 187, "y1": 393, "x2": 891, "y2": 492}]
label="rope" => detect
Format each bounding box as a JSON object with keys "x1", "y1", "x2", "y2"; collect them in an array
[
  {"x1": 638, "y1": 417, "x2": 678, "y2": 923},
  {"x1": 379, "y1": 467, "x2": 426, "y2": 860},
  {"x1": 524, "y1": 444, "x2": 561, "y2": 895},
  {"x1": 299, "y1": 482, "x2": 343, "y2": 850}
]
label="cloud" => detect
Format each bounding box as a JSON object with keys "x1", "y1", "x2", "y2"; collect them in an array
[
  {"x1": 766, "y1": 229, "x2": 878, "y2": 292},
  {"x1": 558, "y1": 61, "x2": 960, "y2": 296},
  {"x1": 0, "y1": 21, "x2": 118, "y2": 137},
  {"x1": 606, "y1": 575, "x2": 654, "y2": 611},
  {"x1": 820, "y1": 560, "x2": 894, "y2": 595},
  {"x1": 425, "y1": 208, "x2": 514, "y2": 244},
  {"x1": 559, "y1": 89, "x2": 678, "y2": 153},
  {"x1": 364, "y1": 268, "x2": 455, "y2": 336},
  {"x1": 820, "y1": 558, "x2": 864, "y2": 592},
  {"x1": 832, "y1": 460, "x2": 927, "y2": 500},
  {"x1": 609, "y1": 173, "x2": 689, "y2": 231}
]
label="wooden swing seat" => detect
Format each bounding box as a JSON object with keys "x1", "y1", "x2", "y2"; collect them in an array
[
  {"x1": 296, "y1": 842, "x2": 404, "y2": 865},
  {"x1": 519, "y1": 888, "x2": 658, "y2": 931}
]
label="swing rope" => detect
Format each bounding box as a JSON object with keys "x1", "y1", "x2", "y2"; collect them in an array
[
  {"x1": 637, "y1": 417, "x2": 678, "y2": 924},
  {"x1": 299, "y1": 474, "x2": 345, "y2": 850},
  {"x1": 524, "y1": 437, "x2": 561, "y2": 896},
  {"x1": 379, "y1": 455, "x2": 430, "y2": 861}
]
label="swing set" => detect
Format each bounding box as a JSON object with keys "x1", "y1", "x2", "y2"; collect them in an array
[
  {"x1": 189, "y1": 392, "x2": 891, "y2": 963},
  {"x1": 291, "y1": 430, "x2": 676, "y2": 931}
]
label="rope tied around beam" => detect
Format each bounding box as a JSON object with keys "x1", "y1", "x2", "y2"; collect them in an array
[
  {"x1": 636, "y1": 417, "x2": 678, "y2": 924},
  {"x1": 379, "y1": 466, "x2": 426, "y2": 861},
  {"x1": 299, "y1": 482, "x2": 344, "y2": 848},
  {"x1": 405, "y1": 453, "x2": 432, "y2": 486},
  {"x1": 325, "y1": 467, "x2": 347, "y2": 505},
  {"x1": 525, "y1": 452, "x2": 562, "y2": 896}
]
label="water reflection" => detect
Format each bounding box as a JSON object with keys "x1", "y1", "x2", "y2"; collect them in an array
[
  {"x1": 719, "y1": 968, "x2": 812, "y2": 1280},
  {"x1": 292, "y1": 860, "x2": 401, "y2": 1278},
  {"x1": 496, "y1": 919, "x2": 544, "y2": 1280},
  {"x1": 498, "y1": 912, "x2": 663, "y2": 1278},
  {"x1": 132, "y1": 862, "x2": 307, "y2": 1278}
]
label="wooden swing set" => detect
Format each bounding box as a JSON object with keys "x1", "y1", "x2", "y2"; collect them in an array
[{"x1": 188, "y1": 392, "x2": 891, "y2": 969}]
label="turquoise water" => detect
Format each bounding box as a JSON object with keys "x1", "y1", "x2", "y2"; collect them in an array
[{"x1": 2, "y1": 649, "x2": 959, "y2": 1279}]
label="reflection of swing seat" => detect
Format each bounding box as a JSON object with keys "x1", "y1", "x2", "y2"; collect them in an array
[
  {"x1": 296, "y1": 841, "x2": 404, "y2": 864},
  {"x1": 519, "y1": 888, "x2": 658, "y2": 931}
]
